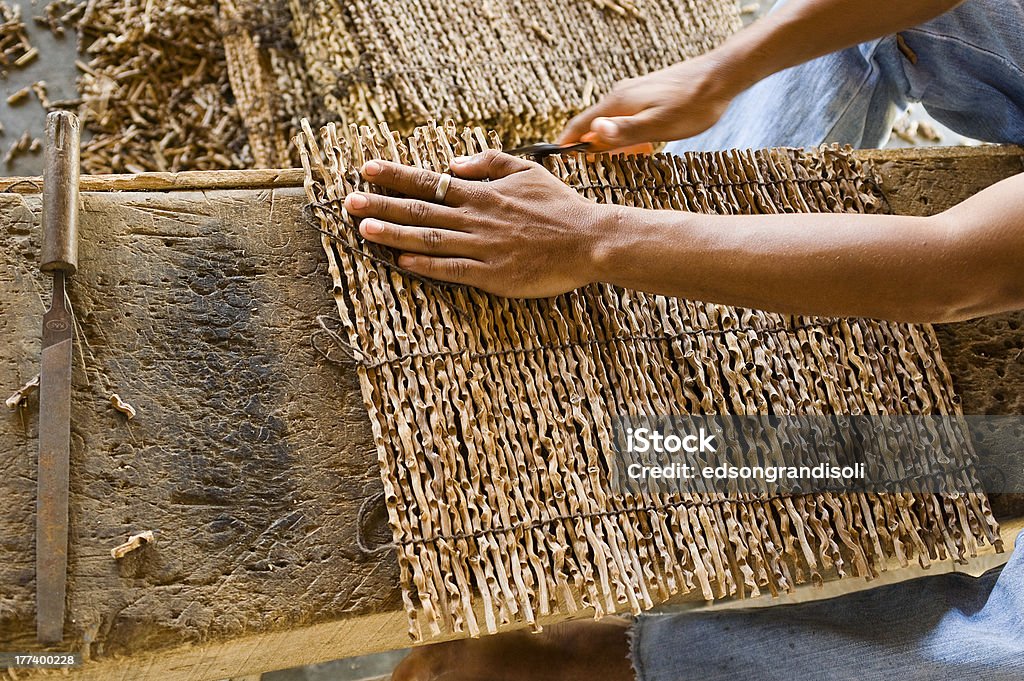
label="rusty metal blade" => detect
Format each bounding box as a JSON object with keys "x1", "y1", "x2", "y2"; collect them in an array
[{"x1": 37, "y1": 271, "x2": 72, "y2": 644}]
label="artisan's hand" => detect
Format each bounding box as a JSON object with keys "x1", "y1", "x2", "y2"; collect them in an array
[
  {"x1": 559, "y1": 55, "x2": 737, "y2": 151},
  {"x1": 344, "y1": 151, "x2": 609, "y2": 298}
]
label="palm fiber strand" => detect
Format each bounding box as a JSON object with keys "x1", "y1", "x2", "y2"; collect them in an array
[{"x1": 298, "y1": 120, "x2": 1002, "y2": 641}]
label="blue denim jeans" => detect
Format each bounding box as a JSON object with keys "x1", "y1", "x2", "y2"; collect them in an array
[
  {"x1": 631, "y1": 531, "x2": 1024, "y2": 681},
  {"x1": 666, "y1": 0, "x2": 1024, "y2": 152},
  {"x1": 639, "y1": 1, "x2": 1024, "y2": 678}
]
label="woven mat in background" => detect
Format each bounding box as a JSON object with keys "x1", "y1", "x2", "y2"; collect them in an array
[
  {"x1": 298, "y1": 121, "x2": 1002, "y2": 641},
  {"x1": 222, "y1": 0, "x2": 741, "y2": 166}
]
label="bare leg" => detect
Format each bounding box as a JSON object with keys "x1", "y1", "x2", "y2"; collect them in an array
[{"x1": 391, "y1": 617, "x2": 634, "y2": 681}]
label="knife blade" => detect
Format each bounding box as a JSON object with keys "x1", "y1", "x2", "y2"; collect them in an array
[
  {"x1": 504, "y1": 141, "x2": 592, "y2": 158},
  {"x1": 36, "y1": 111, "x2": 80, "y2": 645}
]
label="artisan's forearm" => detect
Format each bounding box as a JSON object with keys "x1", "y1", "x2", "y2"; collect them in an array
[
  {"x1": 707, "y1": 0, "x2": 964, "y2": 96},
  {"x1": 590, "y1": 175, "x2": 1024, "y2": 323}
]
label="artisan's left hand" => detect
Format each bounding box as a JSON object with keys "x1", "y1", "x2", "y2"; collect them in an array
[{"x1": 344, "y1": 151, "x2": 612, "y2": 298}]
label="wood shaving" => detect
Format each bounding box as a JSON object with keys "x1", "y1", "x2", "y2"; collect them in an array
[
  {"x1": 892, "y1": 117, "x2": 944, "y2": 145},
  {"x1": 76, "y1": 0, "x2": 252, "y2": 174},
  {"x1": 34, "y1": 0, "x2": 85, "y2": 38},
  {"x1": 110, "y1": 530, "x2": 155, "y2": 559},
  {"x1": 4, "y1": 129, "x2": 39, "y2": 166},
  {"x1": 6, "y1": 83, "x2": 29, "y2": 105},
  {"x1": 5, "y1": 374, "x2": 39, "y2": 410},
  {"x1": 31, "y1": 80, "x2": 50, "y2": 109},
  {"x1": 109, "y1": 393, "x2": 137, "y2": 419},
  {"x1": 299, "y1": 120, "x2": 1001, "y2": 641}
]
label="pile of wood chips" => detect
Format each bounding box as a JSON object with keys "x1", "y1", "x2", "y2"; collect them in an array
[{"x1": 76, "y1": 0, "x2": 252, "y2": 174}]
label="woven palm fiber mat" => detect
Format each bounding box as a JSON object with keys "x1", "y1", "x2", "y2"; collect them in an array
[
  {"x1": 222, "y1": 0, "x2": 740, "y2": 166},
  {"x1": 298, "y1": 121, "x2": 1002, "y2": 641}
]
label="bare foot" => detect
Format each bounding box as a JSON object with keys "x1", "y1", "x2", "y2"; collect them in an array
[{"x1": 391, "y1": 617, "x2": 634, "y2": 681}]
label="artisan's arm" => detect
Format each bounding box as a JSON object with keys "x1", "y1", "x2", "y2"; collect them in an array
[
  {"x1": 560, "y1": 0, "x2": 965, "y2": 149},
  {"x1": 591, "y1": 172, "x2": 1024, "y2": 323}
]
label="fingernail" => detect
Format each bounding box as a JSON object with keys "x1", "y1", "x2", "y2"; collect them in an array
[
  {"x1": 360, "y1": 219, "x2": 382, "y2": 235},
  {"x1": 347, "y1": 193, "x2": 368, "y2": 209},
  {"x1": 593, "y1": 118, "x2": 619, "y2": 139},
  {"x1": 362, "y1": 161, "x2": 382, "y2": 176},
  {"x1": 398, "y1": 254, "x2": 417, "y2": 268},
  {"x1": 451, "y1": 156, "x2": 471, "y2": 165}
]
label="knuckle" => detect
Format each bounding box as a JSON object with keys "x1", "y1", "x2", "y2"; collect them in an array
[
  {"x1": 414, "y1": 168, "x2": 436, "y2": 191},
  {"x1": 460, "y1": 183, "x2": 487, "y2": 206},
  {"x1": 409, "y1": 200, "x2": 430, "y2": 223},
  {"x1": 421, "y1": 228, "x2": 444, "y2": 252},
  {"x1": 607, "y1": 85, "x2": 626, "y2": 100},
  {"x1": 446, "y1": 259, "x2": 469, "y2": 280}
]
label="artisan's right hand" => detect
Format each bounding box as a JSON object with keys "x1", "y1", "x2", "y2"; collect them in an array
[{"x1": 558, "y1": 55, "x2": 739, "y2": 151}]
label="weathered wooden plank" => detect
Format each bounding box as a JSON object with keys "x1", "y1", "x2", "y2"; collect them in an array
[
  {"x1": 0, "y1": 187, "x2": 404, "y2": 676},
  {"x1": 1, "y1": 146, "x2": 1022, "y2": 680}
]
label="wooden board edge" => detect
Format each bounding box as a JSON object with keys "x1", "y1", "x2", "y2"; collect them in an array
[{"x1": 0, "y1": 145, "x2": 1019, "y2": 195}]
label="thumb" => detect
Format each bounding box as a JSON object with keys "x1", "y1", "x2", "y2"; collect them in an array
[
  {"x1": 590, "y1": 110, "x2": 664, "y2": 149},
  {"x1": 449, "y1": 149, "x2": 534, "y2": 180}
]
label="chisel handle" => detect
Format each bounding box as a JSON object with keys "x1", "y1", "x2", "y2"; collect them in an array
[{"x1": 41, "y1": 111, "x2": 80, "y2": 275}]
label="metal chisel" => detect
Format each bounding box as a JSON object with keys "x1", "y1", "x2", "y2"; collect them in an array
[{"x1": 36, "y1": 111, "x2": 80, "y2": 644}]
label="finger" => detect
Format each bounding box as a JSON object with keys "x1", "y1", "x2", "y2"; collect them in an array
[
  {"x1": 360, "y1": 160, "x2": 470, "y2": 204},
  {"x1": 397, "y1": 253, "x2": 486, "y2": 288},
  {"x1": 344, "y1": 192, "x2": 467, "y2": 230},
  {"x1": 359, "y1": 218, "x2": 481, "y2": 258},
  {"x1": 557, "y1": 84, "x2": 647, "y2": 144},
  {"x1": 589, "y1": 109, "x2": 665, "y2": 149},
  {"x1": 558, "y1": 95, "x2": 625, "y2": 145},
  {"x1": 449, "y1": 149, "x2": 534, "y2": 181}
]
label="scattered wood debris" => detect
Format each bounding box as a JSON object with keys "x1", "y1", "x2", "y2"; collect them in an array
[
  {"x1": 5, "y1": 374, "x2": 39, "y2": 410},
  {"x1": 31, "y1": 79, "x2": 50, "y2": 108},
  {"x1": 109, "y1": 393, "x2": 137, "y2": 419},
  {"x1": 4, "y1": 129, "x2": 40, "y2": 166},
  {"x1": 34, "y1": 0, "x2": 85, "y2": 38},
  {"x1": 6, "y1": 83, "x2": 29, "y2": 105},
  {"x1": 590, "y1": 0, "x2": 640, "y2": 17},
  {"x1": 5, "y1": 80, "x2": 49, "y2": 108},
  {"x1": 111, "y1": 530, "x2": 155, "y2": 559},
  {"x1": 892, "y1": 116, "x2": 944, "y2": 145},
  {"x1": 77, "y1": 0, "x2": 252, "y2": 174},
  {"x1": 0, "y1": 2, "x2": 35, "y2": 77}
]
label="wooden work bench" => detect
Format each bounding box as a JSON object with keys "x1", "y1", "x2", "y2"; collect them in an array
[{"x1": 1, "y1": 145, "x2": 1022, "y2": 680}]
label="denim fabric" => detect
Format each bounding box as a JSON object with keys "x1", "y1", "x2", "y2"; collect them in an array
[
  {"x1": 665, "y1": 0, "x2": 1024, "y2": 152},
  {"x1": 631, "y1": 532, "x2": 1024, "y2": 681}
]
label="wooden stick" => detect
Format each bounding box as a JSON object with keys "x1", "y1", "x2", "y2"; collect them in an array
[{"x1": 0, "y1": 168, "x2": 305, "y2": 193}]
